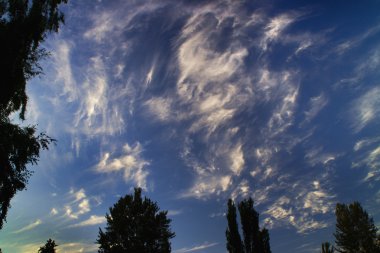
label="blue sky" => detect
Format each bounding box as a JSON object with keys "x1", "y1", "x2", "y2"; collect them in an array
[{"x1": 1, "y1": 0, "x2": 380, "y2": 252}]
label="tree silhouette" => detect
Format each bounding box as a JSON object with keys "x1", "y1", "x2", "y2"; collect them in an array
[
  {"x1": 321, "y1": 242, "x2": 334, "y2": 253},
  {"x1": 38, "y1": 239, "x2": 58, "y2": 253},
  {"x1": 259, "y1": 228, "x2": 271, "y2": 253},
  {"x1": 226, "y1": 197, "x2": 271, "y2": 253},
  {"x1": 97, "y1": 188, "x2": 175, "y2": 253},
  {"x1": 238, "y1": 198, "x2": 261, "y2": 253},
  {"x1": 334, "y1": 202, "x2": 379, "y2": 253},
  {"x1": 0, "y1": 0, "x2": 66, "y2": 229},
  {"x1": 226, "y1": 199, "x2": 244, "y2": 253}
]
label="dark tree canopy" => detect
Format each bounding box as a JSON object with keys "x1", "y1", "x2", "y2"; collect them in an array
[
  {"x1": 0, "y1": 0, "x2": 66, "y2": 229},
  {"x1": 226, "y1": 197, "x2": 271, "y2": 253},
  {"x1": 226, "y1": 199, "x2": 244, "y2": 253},
  {"x1": 38, "y1": 239, "x2": 58, "y2": 253},
  {"x1": 334, "y1": 202, "x2": 379, "y2": 253},
  {"x1": 97, "y1": 188, "x2": 175, "y2": 253},
  {"x1": 0, "y1": 0, "x2": 67, "y2": 118},
  {"x1": 238, "y1": 198, "x2": 261, "y2": 253}
]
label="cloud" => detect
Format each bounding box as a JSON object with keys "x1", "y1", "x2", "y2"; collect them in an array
[
  {"x1": 84, "y1": 11, "x2": 118, "y2": 43},
  {"x1": 13, "y1": 219, "x2": 42, "y2": 234},
  {"x1": 63, "y1": 188, "x2": 92, "y2": 219},
  {"x1": 53, "y1": 41, "x2": 77, "y2": 102},
  {"x1": 174, "y1": 242, "x2": 219, "y2": 253},
  {"x1": 181, "y1": 174, "x2": 232, "y2": 199},
  {"x1": 144, "y1": 97, "x2": 174, "y2": 122},
  {"x1": 50, "y1": 208, "x2": 59, "y2": 216},
  {"x1": 229, "y1": 143, "x2": 245, "y2": 176},
  {"x1": 96, "y1": 142, "x2": 150, "y2": 189},
  {"x1": 351, "y1": 87, "x2": 380, "y2": 132},
  {"x1": 68, "y1": 215, "x2": 106, "y2": 228},
  {"x1": 302, "y1": 93, "x2": 328, "y2": 124},
  {"x1": 57, "y1": 242, "x2": 100, "y2": 253},
  {"x1": 263, "y1": 180, "x2": 334, "y2": 233},
  {"x1": 261, "y1": 13, "x2": 297, "y2": 50},
  {"x1": 167, "y1": 210, "x2": 183, "y2": 216}
]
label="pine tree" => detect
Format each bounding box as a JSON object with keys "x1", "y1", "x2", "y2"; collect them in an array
[
  {"x1": 97, "y1": 188, "x2": 175, "y2": 253},
  {"x1": 334, "y1": 202, "x2": 379, "y2": 253}
]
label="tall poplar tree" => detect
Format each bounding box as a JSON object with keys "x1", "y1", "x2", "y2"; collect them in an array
[
  {"x1": 226, "y1": 199, "x2": 244, "y2": 253},
  {"x1": 226, "y1": 198, "x2": 271, "y2": 253}
]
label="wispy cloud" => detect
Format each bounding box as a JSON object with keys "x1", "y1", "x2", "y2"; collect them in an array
[
  {"x1": 63, "y1": 188, "x2": 92, "y2": 219},
  {"x1": 13, "y1": 219, "x2": 42, "y2": 234},
  {"x1": 57, "y1": 242, "x2": 100, "y2": 253},
  {"x1": 68, "y1": 215, "x2": 106, "y2": 228},
  {"x1": 174, "y1": 242, "x2": 219, "y2": 253},
  {"x1": 351, "y1": 87, "x2": 380, "y2": 132},
  {"x1": 302, "y1": 93, "x2": 328, "y2": 124},
  {"x1": 96, "y1": 142, "x2": 150, "y2": 189},
  {"x1": 261, "y1": 13, "x2": 299, "y2": 50}
]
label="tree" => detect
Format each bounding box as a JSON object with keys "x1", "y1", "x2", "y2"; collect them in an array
[
  {"x1": 226, "y1": 199, "x2": 244, "y2": 253},
  {"x1": 259, "y1": 228, "x2": 271, "y2": 253},
  {"x1": 226, "y1": 197, "x2": 271, "y2": 253},
  {"x1": 38, "y1": 239, "x2": 58, "y2": 253},
  {"x1": 334, "y1": 202, "x2": 379, "y2": 253},
  {"x1": 97, "y1": 188, "x2": 175, "y2": 253},
  {"x1": 321, "y1": 242, "x2": 334, "y2": 253},
  {"x1": 238, "y1": 198, "x2": 261, "y2": 253},
  {"x1": 0, "y1": 0, "x2": 66, "y2": 229}
]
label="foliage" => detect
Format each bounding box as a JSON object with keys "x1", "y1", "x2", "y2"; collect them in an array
[
  {"x1": 38, "y1": 239, "x2": 58, "y2": 253},
  {"x1": 226, "y1": 197, "x2": 271, "y2": 253},
  {"x1": 321, "y1": 242, "x2": 334, "y2": 253},
  {"x1": 238, "y1": 198, "x2": 261, "y2": 253},
  {"x1": 0, "y1": 0, "x2": 67, "y2": 118},
  {"x1": 97, "y1": 188, "x2": 175, "y2": 253},
  {"x1": 226, "y1": 199, "x2": 244, "y2": 253},
  {"x1": 334, "y1": 202, "x2": 379, "y2": 253},
  {"x1": 0, "y1": 0, "x2": 66, "y2": 229}
]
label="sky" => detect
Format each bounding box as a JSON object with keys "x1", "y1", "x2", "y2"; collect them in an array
[{"x1": 1, "y1": 0, "x2": 380, "y2": 252}]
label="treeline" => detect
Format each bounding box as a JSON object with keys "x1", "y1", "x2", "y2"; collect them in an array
[{"x1": 4, "y1": 188, "x2": 379, "y2": 253}]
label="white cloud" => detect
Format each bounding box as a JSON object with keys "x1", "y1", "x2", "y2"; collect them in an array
[
  {"x1": 174, "y1": 242, "x2": 218, "y2": 253},
  {"x1": 57, "y1": 242, "x2": 100, "y2": 253},
  {"x1": 351, "y1": 87, "x2": 380, "y2": 132},
  {"x1": 63, "y1": 188, "x2": 92, "y2": 219},
  {"x1": 53, "y1": 41, "x2": 77, "y2": 102},
  {"x1": 230, "y1": 144, "x2": 245, "y2": 176},
  {"x1": 303, "y1": 93, "x2": 328, "y2": 124},
  {"x1": 84, "y1": 11, "x2": 117, "y2": 43},
  {"x1": 144, "y1": 97, "x2": 173, "y2": 122},
  {"x1": 167, "y1": 210, "x2": 183, "y2": 216},
  {"x1": 261, "y1": 14, "x2": 296, "y2": 50},
  {"x1": 50, "y1": 208, "x2": 58, "y2": 216},
  {"x1": 96, "y1": 142, "x2": 150, "y2": 189},
  {"x1": 68, "y1": 215, "x2": 106, "y2": 228},
  {"x1": 354, "y1": 137, "x2": 380, "y2": 151},
  {"x1": 13, "y1": 219, "x2": 42, "y2": 234},
  {"x1": 181, "y1": 174, "x2": 232, "y2": 199}
]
